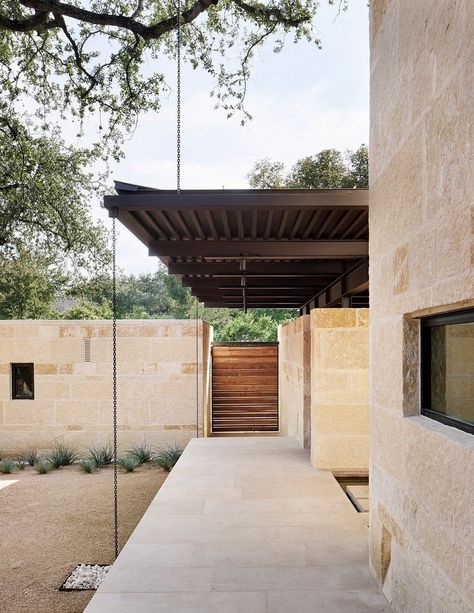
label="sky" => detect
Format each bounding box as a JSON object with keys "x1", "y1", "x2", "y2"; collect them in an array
[{"x1": 97, "y1": 0, "x2": 369, "y2": 275}]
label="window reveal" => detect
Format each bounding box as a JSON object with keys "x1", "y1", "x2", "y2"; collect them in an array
[
  {"x1": 11, "y1": 363, "x2": 35, "y2": 400},
  {"x1": 421, "y1": 309, "x2": 474, "y2": 435}
]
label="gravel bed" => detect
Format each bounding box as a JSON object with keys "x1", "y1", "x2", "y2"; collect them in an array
[{"x1": 61, "y1": 564, "x2": 111, "y2": 590}]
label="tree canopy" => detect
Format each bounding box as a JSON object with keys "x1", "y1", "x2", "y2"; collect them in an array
[
  {"x1": 1, "y1": 1, "x2": 346, "y2": 156},
  {"x1": 0, "y1": 109, "x2": 111, "y2": 320},
  {"x1": 0, "y1": 248, "x2": 65, "y2": 318},
  {"x1": 247, "y1": 144, "x2": 368, "y2": 189},
  {"x1": 69, "y1": 267, "x2": 194, "y2": 319},
  {"x1": 0, "y1": 112, "x2": 109, "y2": 272}
]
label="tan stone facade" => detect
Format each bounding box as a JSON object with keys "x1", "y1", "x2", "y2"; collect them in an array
[
  {"x1": 278, "y1": 309, "x2": 369, "y2": 472},
  {"x1": 278, "y1": 315, "x2": 311, "y2": 448},
  {"x1": 370, "y1": 1, "x2": 474, "y2": 610},
  {"x1": 0, "y1": 320, "x2": 211, "y2": 453},
  {"x1": 310, "y1": 309, "x2": 369, "y2": 473}
]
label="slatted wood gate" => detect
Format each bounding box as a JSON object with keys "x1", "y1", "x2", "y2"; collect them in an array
[{"x1": 211, "y1": 343, "x2": 279, "y2": 433}]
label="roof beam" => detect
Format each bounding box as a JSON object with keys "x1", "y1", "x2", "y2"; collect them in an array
[
  {"x1": 149, "y1": 240, "x2": 368, "y2": 259},
  {"x1": 168, "y1": 261, "x2": 346, "y2": 276},
  {"x1": 204, "y1": 302, "x2": 302, "y2": 308},
  {"x1": 301, "y1": 258, "x2": 369, "y2": 311},
  {"x1": 193, "y1": 289, "x2": 317, "y2": 298},
  {"x1": 192, "y1": 290, "x2": 324, "y2": 301},
  {"x1": 105, "y1": 189, "x2": 368, "y2": 212},
  {"x1": 181, "y1": 276, "x2": 334, "y2": 288}
]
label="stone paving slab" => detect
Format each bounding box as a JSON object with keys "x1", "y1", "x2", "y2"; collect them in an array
[
  {"x1": 0, "y1": 479, "x2": 18, "y2": 491},
  {"x1": 85, "y1": 437, "x2": 390, "y2": 612}
]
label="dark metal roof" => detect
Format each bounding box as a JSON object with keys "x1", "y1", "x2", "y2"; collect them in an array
[{"x1": 104, "y1": 183, "x2": 369, "y2": 311}]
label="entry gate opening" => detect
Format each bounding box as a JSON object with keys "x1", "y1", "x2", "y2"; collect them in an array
[{"x1": 211, "y1": 342, "x2": 279, "y2": 433}]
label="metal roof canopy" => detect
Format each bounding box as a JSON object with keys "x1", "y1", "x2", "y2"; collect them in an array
[{"x1": 104, "y1": 183, "x2": 369, "y2": 312}]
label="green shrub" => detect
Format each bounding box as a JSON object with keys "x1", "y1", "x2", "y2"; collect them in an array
[
  {"x1": 117, "y1": 455, "x2": 140, "y2": 473},
  {"x1": 15, "y1": 458, "x2": 26, "y2": 470},
  {"x1": 48, "y1": 442, "x2": 79, "y2": 469},
  {"x1": 0, "y1": 458, "x2": 17, "y2": 474},
  {"x1": 154, "y1": 445, "x2": 183, "y2": 472},
  {"x1": 21, "y1": 449, "x2": 38, "y2": 466},
  {"x1": 126, "y1": 442, "x2": 154, "y2": 465},
  {"x1": 87, "y1": 442, "x2": 113, "y2": 467},
  {"x1": 34, "y1": 459, "x2": 53, "y2": 474},
  {"x1": 79, "y1": 459, "x2": 97, "y2": 473}
]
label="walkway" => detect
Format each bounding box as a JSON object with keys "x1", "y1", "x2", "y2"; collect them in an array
[{"x1": 86, "y1": 437, "x2": 390, "y2": 612}]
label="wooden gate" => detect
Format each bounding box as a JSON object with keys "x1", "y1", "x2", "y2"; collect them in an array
[{"x1": 211, "y1": 343, "x2": 279, "y2": 433}]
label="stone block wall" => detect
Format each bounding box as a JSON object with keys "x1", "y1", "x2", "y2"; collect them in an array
[
  {"x1": 202, "y1": 321, "x2": 213, "y2": 438},
  {"x1": 278, "y1": 316, "x2": 311, "y2": 448},
  {"x1": 310, "y1": 309, "x2": 369, "y2": 473},
  {"x1": 0, "y1": 320, "x2": 211, "y2": 453},
  {"x1": 370, "y1": 1, "x2": 474, "y2": 610}
]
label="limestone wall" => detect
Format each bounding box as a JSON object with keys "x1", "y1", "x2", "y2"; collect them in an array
[
  {"x1": 0, "y1": 320, "x2": 211, "y2": 453},
  {"x1": 369, "y1": 1, "x2": 474, "y2": 610},
  {"x1": 310, "y1": 309, "x2": 369, "y2": 473},
  {"x1": 278, "y1": 316, "x2": 311, "y2": 448},
  {"x1": 202, "y1": 321, "x2": 214, "y2": 438}
]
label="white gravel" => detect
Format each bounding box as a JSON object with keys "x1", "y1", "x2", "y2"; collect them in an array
[{"x1": 62, "y1": 564, "x2": 111, "y2": 590}]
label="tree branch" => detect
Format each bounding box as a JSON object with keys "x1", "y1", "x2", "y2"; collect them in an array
[
  {"x1": 54, "y1": 12, "x2": 97, "y2": 88},
  {"x1": 232, "y1": 0, "x2": 310, "y2": 27},
  {"x1": 19, "y1": 0, "x2": 221, "y2": 40},
  {"x1": 16, "y1": 0, "x2": 308, "y2": 40},
  {"x1": 0, "y1": 10, "x2": 54, "y2": 32}
]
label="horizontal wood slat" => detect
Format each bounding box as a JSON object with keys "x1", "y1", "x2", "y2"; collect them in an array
[
  {"x1": 212, "y1": 355, "x2": 275, "y2": 368},
  {"x1": 212, "y1": 344, "x2": 278, "y2": 433}
]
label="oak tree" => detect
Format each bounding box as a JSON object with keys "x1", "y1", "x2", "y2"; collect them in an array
[
  {"x1": 247, "y1": 144, "x2": 368, "y2": 189},
  {"x1": 0, "y1": 1, "x2": 345, "y2": 152},
  {"x1": 0, "y1": 111, "x2": 110, "y2": 271}
]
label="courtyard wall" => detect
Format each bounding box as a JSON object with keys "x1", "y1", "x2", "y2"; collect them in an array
[
  {"x1": 369, "y1": 1, "x2": 474, "y2": 610},
  {"x1": 0, "y1": 320, "x2": 210, "y2": 453},
  {"x1": 278, "y1": 315, "x2": 311, "y2": 448},
  {"x1": 310, "y1": 309, "x2": 369, "y2": 473}
]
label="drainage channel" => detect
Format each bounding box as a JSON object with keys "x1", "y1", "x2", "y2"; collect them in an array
[{"x1": 335, "y1": 475, "x2": 369, "y2": 527}]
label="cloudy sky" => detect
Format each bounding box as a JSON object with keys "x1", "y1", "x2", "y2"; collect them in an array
[{"x1": 99, "y1": 0, "x2": 369, "y2": 274}]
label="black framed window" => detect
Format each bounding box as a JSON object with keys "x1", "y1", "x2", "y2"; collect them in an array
[
  {"x1": 421, "y1": 309, "x2": 474, "y2": 434},
  {"x1": 11, "y1": 363, "x2": 34, "y2": 400}
]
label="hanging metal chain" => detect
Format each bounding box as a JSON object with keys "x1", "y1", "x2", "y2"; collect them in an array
[
  {"x1": 112, "y1": 215, "x2": 119, "y2": 560},
  {"x1": 176, "y1": 0, "x2": 182, "y2": 193}
]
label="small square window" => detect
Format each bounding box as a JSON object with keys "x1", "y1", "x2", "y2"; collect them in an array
[
  {"x1": 12, "y1": 363, "x2": 35, "y2": 400},
  {"x1": 421, "y1": 309, "x2": 474, "y2": 435}
]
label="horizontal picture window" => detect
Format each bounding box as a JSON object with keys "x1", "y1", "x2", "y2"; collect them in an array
[{"x1": 421, "y1": 309, "x2": 474, "y2": 435}]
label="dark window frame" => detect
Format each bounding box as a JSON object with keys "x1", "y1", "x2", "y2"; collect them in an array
[
  {"x1": 420, "y1": 308, "x2": 474, "y2": 435},
  {"x1": 11, "y1": 363, "x2": 35, "y2": 400}
]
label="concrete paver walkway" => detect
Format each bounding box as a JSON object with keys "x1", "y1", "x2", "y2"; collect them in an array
[{"x1": 86, "y1": 437, "x2": 390, "y2": 612}]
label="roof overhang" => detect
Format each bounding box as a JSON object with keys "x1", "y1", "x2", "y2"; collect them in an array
[{"x1": 104, "y1": 183, "x2": 369, "y2": 311}]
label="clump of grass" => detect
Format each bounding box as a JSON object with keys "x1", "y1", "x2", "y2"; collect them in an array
[
  {"x1": 21, "y1": 449, "x2": 38, "y2": 467},
  {"x1": 48, "y1": 442, "x2": 79, "y2": 469},
  {"x1": 0, "y1": 458, "x2": 17, "y2": 474},
  {"x1": 15, "y1": 458, "x2": 26, "y2": 470},
  {"x1": 87, "y1": 442, "x2": 113, "y2": 468},
  {"x1": 126, "y1": 442, "x2": 154, "y2": 465},
  {"x1": 117, "y1": 455, "x2": 140, "y2": 473},
  {"x1": 154, "y1": 445, "x2": 183, "y2": 472},
  {"x1": 34, "y1": 459, "x2": 53, "y2": 474},
  {"x1": 79, "y1": 458, "x2": 97, "y2": 473}
]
